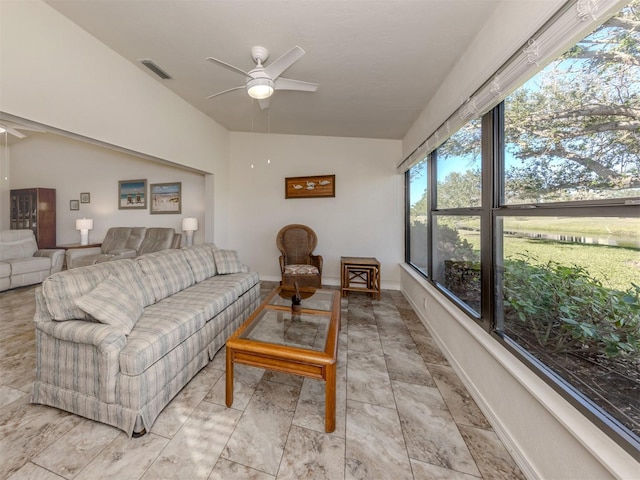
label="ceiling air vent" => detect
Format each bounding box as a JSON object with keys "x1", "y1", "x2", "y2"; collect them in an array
[{"x1": 139, "y1": 59, "x2": 172, "y2": 79}]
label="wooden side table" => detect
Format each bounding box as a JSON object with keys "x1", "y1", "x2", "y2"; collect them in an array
[{"x1": 340, "y1": 256, "x2": 381, "y2": 299}]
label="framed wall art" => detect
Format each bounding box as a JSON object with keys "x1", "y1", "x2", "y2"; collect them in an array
[
  {"x1": 150, "y1": 182, "x2": 182, "y2": 214},
  {"x1": 118, "y1": 179, "x2": 147, "y2": 210},
  {"x1": 80, "y1": 192, "x2": 90, "y2": 203},
  {"x1": 69, "y1": 199, "x2": 80, "y2": 211},
  {"x1": 285, "y1": 174, "x2": 335, "y2": 199}
]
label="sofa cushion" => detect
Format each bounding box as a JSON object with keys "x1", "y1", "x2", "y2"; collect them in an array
[
  {"x1": 75, "y1": 275, "x2": 143, "y2": 335},
  {"x1": 182, "y1": 244, "x2": 217, "y2": 282},
  {"x1": 119, "y1": 300, "x2": 206, "y2": 375},
  {"x1": 169, "y1": 281, "x2": 238, "y2": 320},
  {"x1": 213, "y1": 249, "x2": 245, "y2": 274},
  {"x1": 100, "y1": 227, "x2": 146, "y2": 254},
  {"x1": 205, "y1": 272, "x2": 260, "y2": 298},
  {"x1": 106, "y1": 259, "x2": 156, "y2": 307},
  {"x1": 3, "y1": 256, "x2": 51, "y2": 275},
  {"x1": 0, "y1": 229, "x2": 38, "y2": 261},
  {"x1": 42, "y1": 262, "x2": 114, "y2": 321},
  {"x1": 137, "y1": 228, "x2": 175, "y2": 256},
  {"x1": 136, "y1": 249, "x2": 195, "y2": 302},
  {"x1": 0, "y1": 262, "x2": 10, "y2": 279}
]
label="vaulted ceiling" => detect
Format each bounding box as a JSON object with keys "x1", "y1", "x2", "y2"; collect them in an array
[{"x1": 44, "y1": 0, "x2": 505, "y2": 139}]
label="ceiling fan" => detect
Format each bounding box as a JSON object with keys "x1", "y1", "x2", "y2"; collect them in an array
[
  {"x1": 206, "y1": 45, "x2": 319, "y2": 110},
  {"x1": 0, "y1": 120, "x2": 45, "y2": 139}
]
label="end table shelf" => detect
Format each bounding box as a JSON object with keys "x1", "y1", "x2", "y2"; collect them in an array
[{"x1": 340, "y1": 256, "x2": 381, "y2": 299}]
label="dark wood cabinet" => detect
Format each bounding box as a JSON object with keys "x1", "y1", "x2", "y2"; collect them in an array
[{"x1": 10, "y1": 188, "x2": 56, "y2": 248}]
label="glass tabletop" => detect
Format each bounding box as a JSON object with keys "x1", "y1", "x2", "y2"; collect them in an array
[
  {"x1": 240, "y1": 309, "x2": 330, "y2": 351},
  {"x1": 269, "y1": 287, "x2": 335, "y2": 312}
]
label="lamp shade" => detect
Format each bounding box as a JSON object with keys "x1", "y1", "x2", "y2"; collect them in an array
[
  {"x1": 182, "y1": 217, "x2": 198, "y2": 232},
  {"x1": 75, "y1": 218, "x2": 93, "y2": 231}
]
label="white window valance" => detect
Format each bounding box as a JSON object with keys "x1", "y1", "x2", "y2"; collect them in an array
[{"x1": 397, "y1": 0, "x2": 629, "y2": 173}]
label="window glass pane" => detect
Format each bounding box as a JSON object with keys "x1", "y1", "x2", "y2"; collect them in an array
[
  {"x1": 504, "y1": 5, "x2": 640, "y2": 204},
  {"x1": 408, "y1": 159, "x2": 428, "y2": 275},
  {"x1": 437, "y1": 118, "x2": 482, "y2": 209},
  {"x1": 433, "y1": 215, "x2": 481, "y2": 313},
  {"x1": 497, "y1": 216, "x2": 640, "y2": 435}
]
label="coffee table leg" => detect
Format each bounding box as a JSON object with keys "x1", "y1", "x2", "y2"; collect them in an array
[
  {"x1": 325, "y1": 363, "x2": 336, "y2": 432},
  {"x1": 225, "y1": 347, "x2": 234, "y2": 407}
]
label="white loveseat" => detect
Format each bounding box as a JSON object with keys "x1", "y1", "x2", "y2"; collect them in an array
[
  {"x1": 0, "y1": 229, "x2": 64, "y2": 292},
  {"x1": 32, "y1": 244, "x2": 260, "y2": 436}
]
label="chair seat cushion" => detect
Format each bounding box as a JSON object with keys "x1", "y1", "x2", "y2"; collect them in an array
[
  {"x1": 284, "y1": 264, "x2": 319, "y2": 275},
  {"x1": 4, "y1": 256, "x2": 51, "y2": 275}
]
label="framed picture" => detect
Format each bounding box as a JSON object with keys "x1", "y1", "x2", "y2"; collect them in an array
[
  {"x1": 150, "y1": 182, "x2": 182, "y2": 214},
  {"x1": 70, "y1": 199, "x2": 80, "y2": 211},
  {"x1": 285, "y1": 174, "x2": 335, "y2": 199},
  {"x1": 118, "y1": 179, "x2": 147, "y2": 210},
  {"x1": 80, "y1": 192, "x2": 90, "y2": 203}
]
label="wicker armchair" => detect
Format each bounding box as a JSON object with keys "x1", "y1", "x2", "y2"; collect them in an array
[{"x1": 276, "y1": 224, "x2": 323, "y2": 288}]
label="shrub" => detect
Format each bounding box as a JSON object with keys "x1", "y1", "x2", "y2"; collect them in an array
[{"x1": 502, "y1": 254, "x2": 640, "y2": 359}]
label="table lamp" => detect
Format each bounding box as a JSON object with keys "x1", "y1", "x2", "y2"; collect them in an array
[
  {"x1": 182, "y1": 217, "x2": 198, "y2": 246},
  {"x1": 75, "y1": 218, "x2": 93, "y2": 246}
]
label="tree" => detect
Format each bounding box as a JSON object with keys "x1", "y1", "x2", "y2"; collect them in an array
[
  {"x1": 437, "y1": 169, "x2": 482, "y2": 208},
  {"x1": 504, "y1": 1, "x2": 640, "y2": 201}
]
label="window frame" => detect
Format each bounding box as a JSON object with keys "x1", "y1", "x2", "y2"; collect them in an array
[{"x1": 403, "y1": 102, "x2": 640, "y2": 456}]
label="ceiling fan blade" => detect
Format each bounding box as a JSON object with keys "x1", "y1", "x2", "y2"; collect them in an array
[
  {"x1": 264, "y1": 46, "x2": 305, "y2": 79},
  {"x1": 258, "y1": 98, "x2": 271, "y2": 110},
  {"x1": 206, "y1": 57, "x2": 251, "y2": 77},
  {"x1": 4, "y1": 127, "x2": 26, "y2": 138},
  {"x1": 206, "y1": 85, "x2": 245, "y2": 99},
  {"x1": 275, "y1": 77, "x2": 319, "y2": 92}
]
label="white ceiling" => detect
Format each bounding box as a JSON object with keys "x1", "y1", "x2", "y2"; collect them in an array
[{"x1": 43, "y1": 0, "x2": 504, "y2": 140}]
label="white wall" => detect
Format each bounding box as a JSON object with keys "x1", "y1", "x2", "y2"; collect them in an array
[
  {"x1": 0, "y1": 0, "x2": 231, "y2": 245},
  {"x1": 228, "y1": 132, "x2": 403, "y2": 288},
  {"x1": 6, "y1": 133, "x2": 206, "y2": 246}
]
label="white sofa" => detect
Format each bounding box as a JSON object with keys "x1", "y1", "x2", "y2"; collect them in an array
[
  {"x1": 0, "y1": 230, "x2": 64, "y2": 292},
  {"x1": 32, "y1": 244, "x2": 260, "y2": 436}
]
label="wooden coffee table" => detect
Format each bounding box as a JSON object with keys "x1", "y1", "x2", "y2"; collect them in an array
[{"x1": 226, "y1": 286, "x2": 341, "y2": 432}]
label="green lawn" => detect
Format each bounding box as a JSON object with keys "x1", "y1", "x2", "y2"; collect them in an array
[{"x1": 459, "y1": 231, "x2": 639, "y2": 291}]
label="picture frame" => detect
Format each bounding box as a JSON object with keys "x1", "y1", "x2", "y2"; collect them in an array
[
  {"x1": 118, "y1": 179, "x2": 147, "y2": 210},
  {"x1": 285, "y1": 174, "x2": 335, "y2": 199},
  {"x1": 150, "y1": 182, "x2": 182, "y2": 214},
  {"x1": 70, "y1": 199, "x2": 80, "y2": 211},
  {"x1": 80, "y1": 192, "x2": 90, "y2": 203}
]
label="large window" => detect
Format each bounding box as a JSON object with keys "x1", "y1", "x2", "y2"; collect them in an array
[
  {"x1": 407, "y1": 159, "x2": 428, "y2": 275},
  {"x1": 405, "y1": 1, "x2": 639, "y2": 451}
]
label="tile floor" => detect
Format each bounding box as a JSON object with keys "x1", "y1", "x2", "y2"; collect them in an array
[{"x1": 0, "y1": 281, "x2": 525, "y2": 479}]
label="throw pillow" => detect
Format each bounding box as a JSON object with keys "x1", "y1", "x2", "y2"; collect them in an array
[
  {"x1": 213, "y1": 249, "x2": 244, "y2": 274},
  {"x1": 75, "y1": 275, "x2": 143, "y2": 335}
]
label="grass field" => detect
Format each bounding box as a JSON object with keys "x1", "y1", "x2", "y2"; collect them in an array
[{"x1": 458, "y1": 230, "x2": 639, "y2": 291}]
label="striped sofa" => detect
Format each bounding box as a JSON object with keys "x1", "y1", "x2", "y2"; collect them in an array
[{"x1": 31, "y1": 244, "x2": 260, "y2": 437}]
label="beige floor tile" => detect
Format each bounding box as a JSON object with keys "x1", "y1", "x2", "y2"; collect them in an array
[
  {"x1": 392, "y1": 380, "x2": 480, "y2": 477},
  {"x1": 143, "y1": 402, "x2": 242, "y2": 480},
  {"x1": 345, "y1": 400, "x2": 413, "y2": 480}
]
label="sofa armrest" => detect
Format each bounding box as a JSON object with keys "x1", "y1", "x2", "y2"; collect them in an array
[
  {"x1": 34, "y1": 249, "x2": 65, "y2": 273},
  {"x1": 35, "y1": 318, "x2": 127, "y2": 354},
  {"x1": 34, "y1": 289, "x2": 126, "y2": 353},
  {"x1": 66, "y1": 247, "x2": 102, "y2": 269}
]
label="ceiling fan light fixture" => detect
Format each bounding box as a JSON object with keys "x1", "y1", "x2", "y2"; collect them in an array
[{"x1": 247, "y1": 78, "x2": 274, "y2": 99}]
